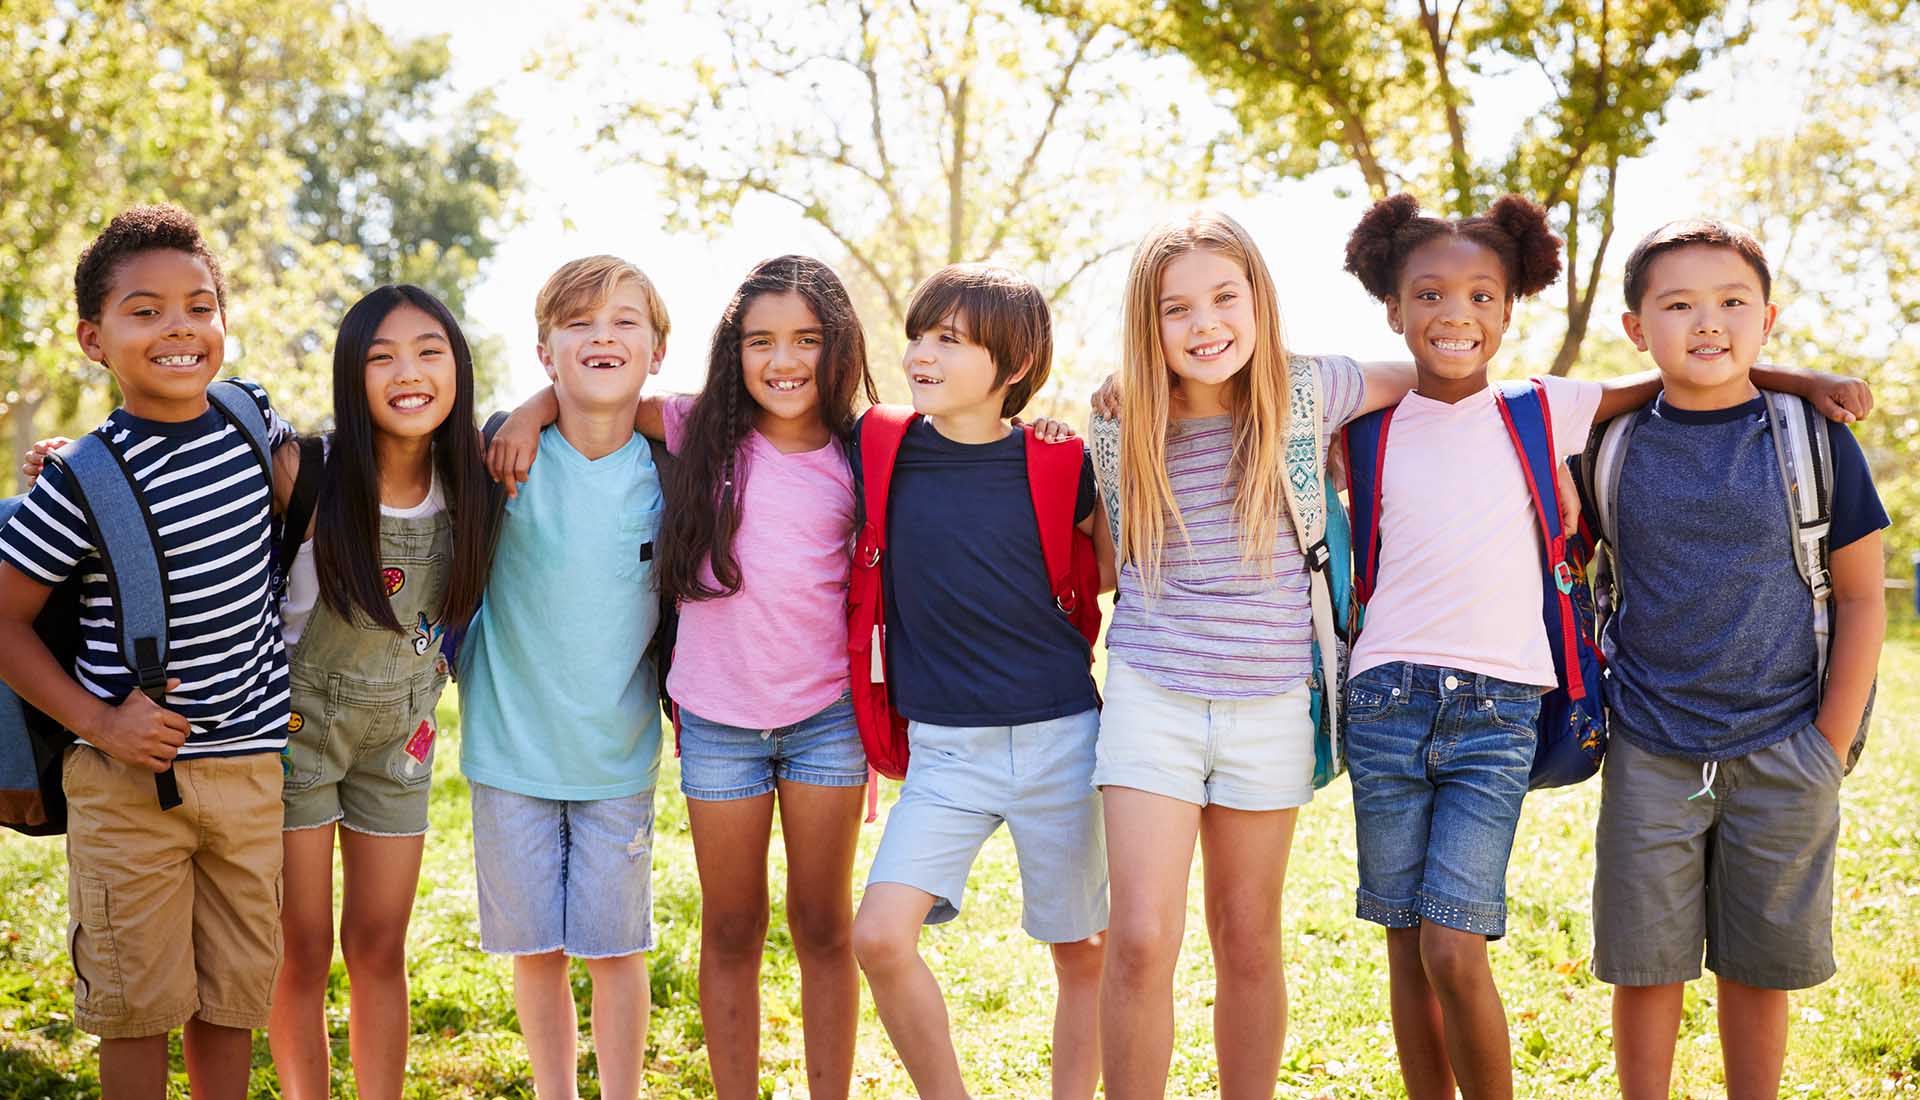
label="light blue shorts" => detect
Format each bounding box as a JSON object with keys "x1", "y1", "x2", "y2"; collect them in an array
[
  {"x1": 677, "y1": 693, "x2": 868, "y2": 801},
  {"x1": 866, "y1": 708, "x2": 1107, "y2": 943},
  {"x1": 470, "y1": 782, "x2": 657, "y2": 958}
]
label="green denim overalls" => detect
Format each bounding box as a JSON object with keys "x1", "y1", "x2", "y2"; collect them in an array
[{"x1": 282, "y1": 508, "x2": 453, "y2": 835}]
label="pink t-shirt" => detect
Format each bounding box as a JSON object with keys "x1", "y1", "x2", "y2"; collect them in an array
[
  {"x1": 1348, "y1": 375, "x2": 1603, "y2": 688},
  {"x1": 662, "y1": 396, "x2": 854, "y2": 728}
]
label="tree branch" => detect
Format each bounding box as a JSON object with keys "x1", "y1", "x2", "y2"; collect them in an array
[{"x1": 983, "y1": 23, "x2": 1097, "y2": 258}]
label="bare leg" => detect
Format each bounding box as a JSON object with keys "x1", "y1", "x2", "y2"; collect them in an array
[
  {"x1": 686, "y1": 792, "x2": 775, "y2": 1099},
  {"x1": 1198, "y1": 805, "x2": 1298, "y2": 1100},
  {"x1": 1048, "y1": 936, "x2": 1105, "y2": 1100},
  {"x1": 337, "y1": 828, "x2": 427, "y2": 1100},
  {"x1": 584, "y1": 953, "x2": 651, "y2": 1100},
  {"x1": 1097, "y1": 787, "x2": 1202, "y2": 1100},
  {"x1": 98, "y1": 1035, "x2": 168, "y2": 1100},
  {"x1": 514, "y1": 951, "x2": 580, "y2": 1100},
  {"x1": 1718, "y1": 977, "x2": 1789, "y2": 1100},
  {"x1": 775, "y1": 779, "x2": 865, "y2": 1100},
  {"x1": 181, "y1": 1018, "x2": 254, "y2": 1100},
  {"x1": 1612, "y1": 983, "x2": 1684, "y2": 1100},
  {"x1": 851, "y1": 882, "x2": 968, "y2": 1100},
  {"x1": 1418, "y1": 924, "x2": 1510, "y2": 1100},
  {"x1": 1384, "y1": 926, "x2": 1454, "y2": 1100},
  {"x1": 268, "y1": 824, "x2": 337, "y2": 1100}
]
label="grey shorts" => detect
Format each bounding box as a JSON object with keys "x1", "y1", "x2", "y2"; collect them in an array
[
  {"x1": 1592, "y1": 723, "x2": 1843, "y2": 990},
  {"x1": 866, "y1": 708, "x2": 1107, "y2": 943}
]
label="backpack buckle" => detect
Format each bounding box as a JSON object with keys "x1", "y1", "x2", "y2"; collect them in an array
[
  {"x1": 1553, "y1": 560, "x2": 1575, "y2": 595},
  {"x1": 1056, "y1": 592, "x2": 1078, "y2": 615},
  {"x1": 1304, "y1": 538, "x2": 1330, "y2": 573}
]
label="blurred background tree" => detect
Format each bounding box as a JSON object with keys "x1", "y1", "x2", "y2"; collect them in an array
[
  {"x1": 0, "y1": 0, "x2": 522, "y2": 489},
  {"x1": 559, "y1": 0, "x2": 1240, "y2": 405}
]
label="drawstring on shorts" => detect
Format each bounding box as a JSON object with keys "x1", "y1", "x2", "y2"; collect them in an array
[{"x1": 1685, "y1": 760, "x2": 1720, "y2": 801}]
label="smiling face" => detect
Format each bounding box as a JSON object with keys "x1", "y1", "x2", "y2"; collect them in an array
[
  {"x1": 1386, "y1": 236, "x2": 1512, "y2": 388},
  {"x1": 1155, "y1": 248, "x2": 1257, "y2": 391},
  {"x1": 902, "y1": 311, "x2": 1010, "y2": 421},
  {"x1": 77, "y1": 249, "x2": 226, "y2": 421},
  {"x1": 739, "y1": 291, "x2": 825, "y2": 430},
  {"x1": 1622, "y1": 243, "x2": 1777, "y2": 401},
  {"x1": 363, "y1": 303, "x2": 458, "y2": 443},
  {"x1": 537, "y1": 277, "x2": 665, "y2": 414}
]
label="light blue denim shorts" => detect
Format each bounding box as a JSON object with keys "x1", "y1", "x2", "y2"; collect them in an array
[
  {"x1": 469, "y1": 782, "x2": 657, "y2": 958},
  {"x1": 1344, "y1": 661, "x2": 1543, "y2": 939},
  {"x1": 676, "y1": 692, "x2": 868, "y2": 801},
  {"x1": 866, "y1": 707, "x2": 1107, "y2": 943}
]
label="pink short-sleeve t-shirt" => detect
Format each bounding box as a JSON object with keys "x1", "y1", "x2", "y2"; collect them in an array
[
  {"x1": 1348, "y1": 375, "x2": 1604, "y2": 688},
  {"x1": 662, "y1": 396, "x2": 855, "y2": 728}
]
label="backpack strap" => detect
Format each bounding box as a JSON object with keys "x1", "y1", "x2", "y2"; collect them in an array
[
  {"x1": 481, "y1": 410, "x2": 511, "y2": 446},
  {"x1": 1584, "y1": 409, "x2": 1644, "y2": 551},
  {"x1": 1277, "y1": 356, "x2": 1342, "y2": 736},
  {"x1": 854, "y1": 406, "x2": 919, "y2": 562},
  {"x1": 1491, "y1": 380, "x2": 1588, "y2": 702},
  {"x1": 206, "y1": 380, "x2": 273, "y2": 478},
  {"x1": 45, "y1": 433, "x2": 182, "y2": 810},
  {"x1": 1761, "y1": 391, "x2": 1836, "y2": 687},
  {"x1": 1342, "y1": 407, "x2": 1394, "y2": 605},
  {"x1": 1089, "y1": 415, "x2": 1123, "y2": 550},
  {"x1": 275, "y1": 435, "x2": 325, "y2": 599},
  {"x1": 1023, "y1": 431, "x2": 1086, "y2": 615}
]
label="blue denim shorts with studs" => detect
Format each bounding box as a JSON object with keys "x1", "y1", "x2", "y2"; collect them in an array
[
  {"x1": 676, "y1": 692, "x2": 868, "y2": 801},
  {"x1": 1344, "y1": 661, "x2": 1544, "y2": 939}
]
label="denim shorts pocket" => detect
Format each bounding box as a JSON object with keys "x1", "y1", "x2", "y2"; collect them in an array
[
  {"x1": 1487, "y1": 695, "x2": 1542, "y2": 740},
  {"x1": 1345, "y1": 672, "x2": 1402, "y2": 723},
  {"x1": 282, "y1": 680, "x2": 336, "y2": 794}
]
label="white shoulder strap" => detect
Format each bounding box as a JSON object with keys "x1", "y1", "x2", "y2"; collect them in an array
[
  {"x1": 1278, "y1": 356, "x2": 1341, "y2": 737},
  {"x1": 1089, "y1": 413, "x2": 1123, "y2": 551},
  {"x1": 1761, "y1": 391, "x2": 1835, "y2": 689}
]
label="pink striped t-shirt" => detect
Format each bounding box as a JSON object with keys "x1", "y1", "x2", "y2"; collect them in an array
[
  {"x1": 662, "y1": 396, "x2": 855, "y2": 728},
  {"x1": 1348, "y1": 375, "x2": 1603, "y2": 687},
  {"x1": 1103, "y1": 355, "x2": 1365, "y2": 698}
]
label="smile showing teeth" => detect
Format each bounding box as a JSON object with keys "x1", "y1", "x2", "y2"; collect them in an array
[
  {"x1": 765, "y1": 378, "x2": 808, "y2": 392},
  {"x1": 584, "y1": 357, "x2": 623, "y2": 369},
  {"x1": 1431, "y1": 338, "x2": 1478, "y2": 352},
  {"x1": 390, "y1": 393, "x2": 433, "y2": 410},
  {"x1": 1691, "y1": 346, "x2": 1727, "y2": 355},
  {"x1": 1188, "y1": 339, "x2": 1231, "y2": 358},
  {"x1": 154, "y1": 354, "x2": 202, "y2": 367},
  {"x1": 911, "y1": 374, "x2": 940, "y2": 385}
]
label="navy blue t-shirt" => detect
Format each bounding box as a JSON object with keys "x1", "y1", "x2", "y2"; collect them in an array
[
  {"x1": 855, "y1": 416, "x2": 1098, "y2": 726},
  {"x1": 1603, "y1": 395, "x2": 1888, "y2": 761}
]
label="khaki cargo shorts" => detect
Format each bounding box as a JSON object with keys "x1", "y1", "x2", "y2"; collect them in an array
[{"x1": 63, "y1": 746, "x2": 284, "y2": 1038}]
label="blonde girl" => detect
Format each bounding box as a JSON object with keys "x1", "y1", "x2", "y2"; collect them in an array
[{"x1": 1090, "y1": 210, "x2": 1411, "y2": 1099}]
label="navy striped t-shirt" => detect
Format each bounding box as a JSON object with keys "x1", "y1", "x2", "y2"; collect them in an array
[{"x1": 0, "y1": 382, "x2": 294, "y2": 758}]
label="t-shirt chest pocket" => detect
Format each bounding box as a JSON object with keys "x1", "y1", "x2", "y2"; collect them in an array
[{"x1": 612, "y1": 511, "x2": 660, "y2": 584}]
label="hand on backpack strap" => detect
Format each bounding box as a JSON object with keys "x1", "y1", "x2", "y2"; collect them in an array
[
  {"x1": 1012, "y1": 416, "x2": 1079, "y2": 444},
  {"x1": 20, "y1": 436, "x2": 71, "y2": 486},
  {"x1": 90, "y1": 678, "x2": 191, "y2": 773},
  {"x1": 484, "y1": 410, "x2": 545, "y2": 499}
]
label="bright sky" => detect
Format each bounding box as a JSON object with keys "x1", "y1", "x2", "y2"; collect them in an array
[{"x1": 363, "y1": 0, "x2": 1795, "y2": 404}]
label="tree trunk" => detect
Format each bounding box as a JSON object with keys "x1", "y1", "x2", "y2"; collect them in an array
[{"x1": 7, "y1": 391, "x2": 44, "y2": 496}]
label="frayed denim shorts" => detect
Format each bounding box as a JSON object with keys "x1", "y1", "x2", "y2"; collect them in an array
[
  {"x1": 1344, "y1": 661, "x2": 1543, "y2": 939},
  {"x1": 470, "y1": 782, "x2": 656, "y2": 958}
]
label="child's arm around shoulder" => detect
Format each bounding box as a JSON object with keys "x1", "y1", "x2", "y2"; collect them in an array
[
  {"x1": 485, "y1": 386, "x2": 675, "y2": 498},
  {"x1": 1587, "y1": 365, "x2": 1875, "y2": 425}
]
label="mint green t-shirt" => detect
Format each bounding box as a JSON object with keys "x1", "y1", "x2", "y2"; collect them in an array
[{"x1": 459, "y1": 426, "x2": 663, "y2": 799}]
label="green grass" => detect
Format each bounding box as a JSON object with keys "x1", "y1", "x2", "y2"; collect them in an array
[{"x1": 5, "y1": 643, "x2": 1920, "y2": 1098}]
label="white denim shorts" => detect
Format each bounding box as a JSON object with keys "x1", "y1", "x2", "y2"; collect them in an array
[{"x1": 1093, "y1": 656, "x2": 1316, "y2": 811}]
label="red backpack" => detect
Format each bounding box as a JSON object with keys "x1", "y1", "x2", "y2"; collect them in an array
[{"x1": 847, "y1": 406, "x2": 1102, "y2": 780}]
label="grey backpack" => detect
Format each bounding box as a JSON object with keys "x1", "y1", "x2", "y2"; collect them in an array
[
  {"x1": 1, "y1": 381, "x2": 271, "y2": 834},
  {"x1": 1574, "y1": 391, "x2": 1874, "y2": 773}
]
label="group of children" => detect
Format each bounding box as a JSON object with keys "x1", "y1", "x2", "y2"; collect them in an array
[{"x1": 0, "y1": 192, "x2": 1885, "y2": 1100}]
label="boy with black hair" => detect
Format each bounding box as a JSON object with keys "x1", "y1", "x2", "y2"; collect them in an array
[
  {"x1": 1592, "y1": 218, "x2": 1887, "y2": 1100},
  {"x1": 0, "y1": 204, "x2": 294, "y2": 1099},
  {"x1": 848, "y1": 263, "x2": 1111, "y2": 1100}
]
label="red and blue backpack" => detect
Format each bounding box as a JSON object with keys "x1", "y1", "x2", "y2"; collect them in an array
[
  {"x1": 1342, "y1": 378, "x2": 1608, "y2": 789},
  {"x1": 846, "y1": 405, "x2": 1102, "y2": 781}
]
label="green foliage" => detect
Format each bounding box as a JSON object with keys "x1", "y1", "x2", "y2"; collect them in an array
[
  {"x1": 0, "y1": 0, "x2": 523, "y2": 471},
  {"x1": 4, "y1": 645, "x2": 1920, "y2": 1096},
  {"x1": 1037, "y1": 0, "x2": 1749, "y2": 376},
  {"x1": 559, "y1": 0, "x2": 1239, "y2": 395},
  {"x1": 1708, "y1": 0, "x2": 1918, "y2": 561}
]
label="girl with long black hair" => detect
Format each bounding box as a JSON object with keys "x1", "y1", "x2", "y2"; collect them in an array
[{"x1": 267, "y1": 284, "x2": 500, "y2": 1100}]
